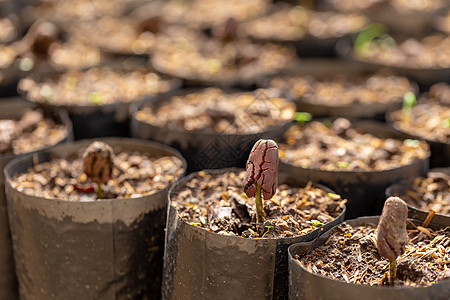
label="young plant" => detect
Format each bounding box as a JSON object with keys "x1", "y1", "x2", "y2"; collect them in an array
[
  {"x1": 244, "y1": 139, "x2": 279, "y2": 224},
  {"x1": 82, "y1": 141, "x2": 114, "y2": 199},
  {"x1": 294, "y1": 112, "x2": 312, "y2": 124},
  {"x1": 306, "y1": 220, "x2": 324, "y2": 231},
  {"x1": 376, "y1": 196, "x2": 409, "y2": 285},
  {"x1": 402, "y1": 91, "x2": 416, "y2": 117},
  {"x1": 354, "y1": 23, "x2": 394, "y2": 58}
]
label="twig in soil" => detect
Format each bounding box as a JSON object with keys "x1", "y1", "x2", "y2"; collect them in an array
[
  {"x1": 262, "y1": 225, "x2": 273, "y2": 238},
  {"x1": 422, "y1": 210, "x2": 436, "y2": 228},
  {"x1": 379, "y1": 272, "x2": 388, "y2": 285},
  {"x1": 359, "y1": 267, "x2": 369, "y2": 283},
  {"x1": 417, "y1": 226, "x2": 432, "y2": 239}
]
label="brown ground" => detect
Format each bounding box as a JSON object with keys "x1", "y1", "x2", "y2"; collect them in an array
[
  {"x1": 135, "y1": 88, "x2": 295, "y2": 134},
  {"x1": 269, "y1": 72, "x2": 413, "y2": 106},
  {"x1": 390, "y1": 83, "x2": 450, "y2": 144},
  {"x1": 298, "y1": 222, "x2": 450, "y2": 287},
  {"x1": 279, "y1": 118, "x2": 429, "y2": 171},
  {"x1": 400, "y1": 170, "x2": 450, "y2": 216},
  {"x1": 171, "y1": 170, "x2": 345, "y2": 238},
  {"x1": 19, "y1": 67, "x2": 173, "y2": 106},
  {"x1": 10, "y1": 147, "x2": 184, "y2": 200},
  {"x1": 0, "y1": 109, "x2": 68, "y2": 155}
]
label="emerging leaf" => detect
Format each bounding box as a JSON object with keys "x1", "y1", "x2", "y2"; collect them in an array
[
  {"x1": 376, "y1": 196, "x2": 409, "y2": 261},
  {"x1": 82, "y1": 141, "x2": 114, "y2": 185},
  {"x1": 243, "y1": 139, "x2": 279, "y2": 199}
]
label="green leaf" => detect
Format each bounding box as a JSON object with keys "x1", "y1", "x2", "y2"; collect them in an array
[
  {"x1": 294, "y1": 112, "x2": 313, "y2": 123},
  {"x1": 337, "y1": 161, "x2": 349, "y2": 168},
  {"x1": 442, "y1": 118, "x2": 450, "y2": 128},
  {"x1": 307, "y1": 220, "x2": 324, "y2": 227},
  {"x1": 402, "y1": 92, "x2": 416, "y2": 112},
  {"x1": 327, "y1": 193, "x2": 341, "y2": 200},
  {"x1": 354, "y1": 23, "x2": 387, "y2": 56}
]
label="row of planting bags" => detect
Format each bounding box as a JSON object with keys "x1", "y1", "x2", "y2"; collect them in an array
[
  {"x1": 0, "y1": 43, "x2": 449, "y2": 300},
  {"x1": 0, "y1": 0, "x2": 449, "y2": 298},
  {"x1": 0, "y1": 109, "x2": 448, "y2": 299}
]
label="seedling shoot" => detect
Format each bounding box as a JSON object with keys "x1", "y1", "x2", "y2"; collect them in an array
[
  {"x1": 376, "y1": 196, "x2": 409, "y2": 285},
  {"x1": 244, "y1": 139, "x2": 279, "y2": 224},
  {"x1": 402, "y1": 91, "x2": 416, "y2": 116},
  {"x1": 294, "y1": 112, "x2": 312, "y2": 124},
  {"x1": 82, "y1": 141, "x2": 114, "y2": 199}
]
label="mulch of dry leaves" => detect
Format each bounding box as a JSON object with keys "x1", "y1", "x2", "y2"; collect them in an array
[
  {"x1": 0, "y1": 109, "x2": 68, "y2": 155},
  {"x1": 389, "y1": 83, "x2": 450, "y2": 144},
  {"x1": 10, "y1": 147, "x2": 184, "y2": 200},
  {"x1": 400, "y1": 170, "x2": 450, "y2": 216},
  {"x1": 298, "y1": 222, "x2": 450, "y2": 287},
  {"x1": 171, "y1": 170, "x2": 345, "y2": 239},
  {"x1": 357, "y1": 34, "x2": 450, "y2": 69},
  {"x1": 151, "y1": 30, "x2": 296, "y2": 81},
  {"x1": 19, "y1": 67, "x2": 173, "y2": 106},
  {"x1": 135, "y1": 88, "x2": 295, "y2": 134},
  {"x1": 279, "y1": 118, "x2": 429, "y2": 171},
  {"x1": 269, "y1": 72, "x2": 413, "y2": 106}
]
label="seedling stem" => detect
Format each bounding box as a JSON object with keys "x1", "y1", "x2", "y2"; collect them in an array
[
  {"x1": 255, "y1": 184, "x2": 264, "y2": 224},
  {"x1": 389, "y1": 260, "x2": 396, "y2": 285},
  {"x1": 97, "y1": 182, "x2": 103, "y2": 199}
]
